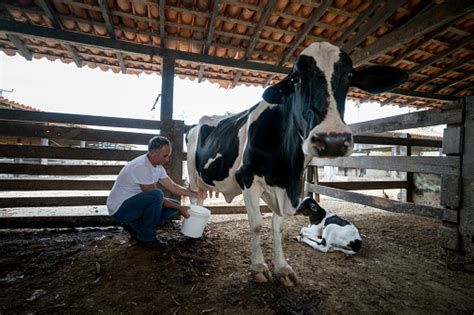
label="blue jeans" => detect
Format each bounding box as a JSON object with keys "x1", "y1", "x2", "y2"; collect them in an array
[{"x1": 112, "y1": 189, "x2": 179, "y2": 241}]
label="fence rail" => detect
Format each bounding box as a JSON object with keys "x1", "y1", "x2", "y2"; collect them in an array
[{"x1": 304, "y1": 103, "x2": 464, "y2": 223}]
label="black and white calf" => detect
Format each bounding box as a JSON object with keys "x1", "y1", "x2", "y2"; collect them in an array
[
  {"x1": 186, "y1": 42, "x2": 407, "y2": 287},
  {"x1": 296, "y1": 197, "x2": 362, "y2": 255}
]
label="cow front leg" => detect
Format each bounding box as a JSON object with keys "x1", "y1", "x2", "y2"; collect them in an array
[
  {"x1": 273, "y1": 214, "x2": 299, "y2": 287},
  {"x1": 243, "y1": 189, "x2": 271, "y2": 283}
]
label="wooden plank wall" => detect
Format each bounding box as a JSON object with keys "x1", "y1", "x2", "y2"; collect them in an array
[{"x1": 305, "y1": 104, "x2": 464, "y2": 221}]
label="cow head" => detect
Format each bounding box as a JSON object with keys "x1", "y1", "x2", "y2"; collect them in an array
[
  {"x1": 263, "y1": 42, "x2": 408, "y2": 158},
  {"x1": 295, "y1": 197, "x2": 327, "y2": 225}
]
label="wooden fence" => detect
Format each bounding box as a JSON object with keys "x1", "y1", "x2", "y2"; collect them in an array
[
  {"x1": 0, "y1": 108, "x2": 263, "y2": 229},
  {"x1": 1, "y1": 97, "x2": 471, "y2": 268}
]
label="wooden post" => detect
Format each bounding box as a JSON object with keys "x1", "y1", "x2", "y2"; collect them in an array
[
  {"x1": 160, "y1": 56, "x2": 175, "y2": 122},
  {"x1": 440, "y1": 96, "x2": 473, "y2": 270},
  {"x1": 160, "y1": 120, "x2": 186, "y2": 200},
  {"x1": 460, "y1": 96, "x2": 474, "y2": 271},
  {"x1": 399, "y1": 133, "x2": 413, "y2": 202},
  {"x1": 305, "y1": 166, "x2": 315, "y2": 199}
]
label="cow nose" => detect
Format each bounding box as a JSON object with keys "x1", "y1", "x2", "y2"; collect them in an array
[{"x1": 310, "y1": 132, "x2": 352, "y2": 157}]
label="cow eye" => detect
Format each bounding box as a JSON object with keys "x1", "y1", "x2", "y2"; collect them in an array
[{"x1": 290, "y1": 73, "x2": 301, "y2": 85}]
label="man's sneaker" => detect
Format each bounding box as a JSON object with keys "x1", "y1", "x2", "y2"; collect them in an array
[
  {"x1": 121, "y1": 223, "x2": 137, "y2": 240},
  {"x1": 137, "y1": 238, "x2": 168, "y2": 249}
]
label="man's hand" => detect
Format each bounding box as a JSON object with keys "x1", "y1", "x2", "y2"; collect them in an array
[
  {"x1": 191, "y1": 190, "x2": 208, "y2": 199},
  {"x1": 179, "y1": 205, "x2": 190, "y2": 219}
]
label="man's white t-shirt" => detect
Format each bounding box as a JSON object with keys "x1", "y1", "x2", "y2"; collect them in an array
[{"x1": 107, "y1": 154, "x2": 168, "y2": 215}]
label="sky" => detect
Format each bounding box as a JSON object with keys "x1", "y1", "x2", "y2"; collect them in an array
[{"x1": 0, "y1": 52, "x2": 413, "y2": 126}]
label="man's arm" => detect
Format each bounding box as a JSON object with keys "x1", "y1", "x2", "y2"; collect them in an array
[
  {"x1": 163, "y1": 198, "x2": 191, "y2": 218},
  {"x1": 158, "y1": 176, "x2": 207, "y2": 199}
]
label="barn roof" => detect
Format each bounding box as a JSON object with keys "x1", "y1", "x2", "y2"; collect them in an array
[{"x1": 0, "y1": 0, "x2": 473, "y2": 109}]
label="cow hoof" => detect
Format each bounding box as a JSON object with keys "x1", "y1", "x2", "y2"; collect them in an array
[
  {"x1": 275, "y1": 266, "x2": 299, "y2": 287},
  {"x1": 251, "y1": 264, "x2": 272, "y2": 283}
]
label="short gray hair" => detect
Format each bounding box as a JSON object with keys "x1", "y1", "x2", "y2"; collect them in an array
[{"x1": 148, "y1": 135, "x2": 171, "y2": 152}]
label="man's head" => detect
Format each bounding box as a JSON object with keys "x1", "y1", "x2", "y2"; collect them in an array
[{"x1": 147, "y1": 136, "x2": 172, "y2": 167}]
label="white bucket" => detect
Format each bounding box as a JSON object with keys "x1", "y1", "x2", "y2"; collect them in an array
[{"x1": 181, "y1": 205, "x2": 211, "y2": 238}]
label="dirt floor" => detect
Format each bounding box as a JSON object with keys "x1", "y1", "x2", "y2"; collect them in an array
[{"x1": 1, "y1": 199, "x2": 473, "y2": 314}]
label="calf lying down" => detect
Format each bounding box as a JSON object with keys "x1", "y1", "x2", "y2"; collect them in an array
[{"x1": 295, "y1": 197, "x2": 362, "y2": 255}]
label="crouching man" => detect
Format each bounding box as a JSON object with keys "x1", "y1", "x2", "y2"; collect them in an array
[
  {"x1": 295, "y1": 197, "x2": 362, "y2": 255},
  {"x1": 107, "y1": 136, "x2": 207, "y2": 248}
]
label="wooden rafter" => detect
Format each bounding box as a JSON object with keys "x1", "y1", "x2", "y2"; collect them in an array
[
  {"x1": 336, "y1": 1, "x2": 378, "y2": 46},
  {"x1": 389, "y1": 30, "x2": 440, "y2": 66},
  {"x1": 116, "y1": 52, "x2": 127, "y2": 74},
  {"x1": 36, "y1": 0, "x2": 83, "y2": 68},
  {"x1": 408, "y1": 34, "x2": 474, "y2": 75},
  {"x1": 232, "y1": 0, "x2": 277, "y2": 88},
  {"x1": 64, "y1": 43, "x2": 82, "y2": 67},
  {"x1": 6, "y1": 34, "x2": 32, "y2": 61},
  {"x1": 0, "y1": 20, "x2": 289, "y2": 75},
  {"x1": 410, "y1": 57, "x2": 473, "y2": 91},
  {"x1": 198, "y1": 0, "x2": 221, "y2": 83},
  {"x1": 36, "y1": 0, "x2": 61, "y2": 29},
  {"x1": 343, "y1": 0, "x2": 405, "y2": 53},
  {"x1": 263, "y1": 0, "x2": 332, "y2": 87},
  {"x1": 351, "y1": 0, "x2": 474, "y2": 66},
  {"x1": 159, "y1": 0, "x2": 165, "y2": 49},
  {"x1": 390, "y1": 88, "x2": 458, "y2": 101},
  {"x1": 432, "y1": 73, "x2": 472, "y2": 93},
  {"x1": 98, "y1": 0, "x2": 115, "y2": 40}
]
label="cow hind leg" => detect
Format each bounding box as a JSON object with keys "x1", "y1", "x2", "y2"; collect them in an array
[
  {"x1": 243, "y1": 189, "x2": 271, "y2": 283},
  {"x1": 272, "y1": 214, "x2": 299, "y2": 287},
  {"x1": 188, "y1": 177, "x2": 205, "y2": 206}
]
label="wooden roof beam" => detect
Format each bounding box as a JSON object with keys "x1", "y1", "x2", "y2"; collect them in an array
[
  {"x1": 280, "y1": 0, "x2": 332, "y2": 65},
  {"x1": 232, "y1": 0, "x2": 277, "y2": 88},
  {"x1": 351, "y1": 0, "x2": 474, "y2": 66},
  {"x1": 343, "y1": 0, "x2": 405, "y2": 53},
  {"x1": 0, "y1": 19, "x2": 289, "y2": 75},
  {"x1": 159, "y1": 0, "x2": 165, "y2": 49},
  {"x1": 390, "y1": 88, "x2": 458, "y2": 101},
  {"x1": 336, "y1": 1, "x2": 378, "y2": 46},
  {"x1": 451, "y1": 84, "x2": 473, "y2": 97},
  {"x1": 389, "y1": 29, "x2": 440, "y2": 66},
  {"x1": 432, "y1": 73, "x2": 472, "y2": 94},
  {"x1": 408, "y1": 34, "x2": 474, "y2": 75},
  {"x1": 6, "y1": 34, "x2": 32, "y2": 61},
  {"x1": 98, "y1": 0, "x2": 115, "y2": 40},
  {"x1": 36, "y1": 0, "x2": 83, "y2": 68},
  {"x1": 198, "y1": 0, "x2": 221, "y2": 83},
  {"x1": 264, "y1": 0, "x2": 332, "y2": 87},
  {"x1": 410, "y1": 56, "x2": 473, "y2": 90},
  {"x1": 64, "y1": 43, "x2": 82, "y2": 67},
  {"x1": 116, "y1": 52, "x2": 127, "y2": 74},
  {"x1": 36, "y1": 0, "x2": 61, "y2": 29}
]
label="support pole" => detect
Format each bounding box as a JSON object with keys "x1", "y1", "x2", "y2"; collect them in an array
[
  {"x1": 439, "y1": 96, "x2": 474, "y2": 270},
  {"x1": 160, "y1": 56, "x2": 175, "y2": 122},
  {"x1": 460, "y1": 96, "x2": 474, "y2": 271}
]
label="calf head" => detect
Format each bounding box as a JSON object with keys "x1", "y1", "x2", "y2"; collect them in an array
[
  {"x1": 263, "y1": 42, "x2": 408, "y2": 158},
  {"x1": 295, "y1": 197, "x2": 327, "y2": 225}
]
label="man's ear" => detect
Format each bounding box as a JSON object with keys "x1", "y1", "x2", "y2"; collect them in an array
[
  {"x1": 262, "y1": 75, "x2": 294, "y2": 104},
  {"x1": 351, "y1": 65, "x2": 408, "y2": 94}
]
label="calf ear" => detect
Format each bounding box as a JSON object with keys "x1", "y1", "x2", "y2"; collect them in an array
[
  {"x1": 262, "y1": 76, "x2": 294, "y2": 104},
  {"x1": 351, "y1": 65, "x2": 408, "y2": 94}
]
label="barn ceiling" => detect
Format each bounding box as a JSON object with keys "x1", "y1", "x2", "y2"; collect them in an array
[{"x1": 0, "y1": 0, "x2": 473, "y2": 108}]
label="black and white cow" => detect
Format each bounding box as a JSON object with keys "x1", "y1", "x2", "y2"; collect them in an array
[
  {"x1": 295, "y1": 197, "x2": 362, "y2": 255},
  {"x1": 186, "y1": 42, "x2": 407, "y2": 287}
]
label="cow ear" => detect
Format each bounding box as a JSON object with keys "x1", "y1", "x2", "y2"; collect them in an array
[
  {"x1": 351, "y1": 65, "x2": 408, "y2": 94},
  {"x1": 262, "y1": 76, "x2": 294, "y2": 104}
]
